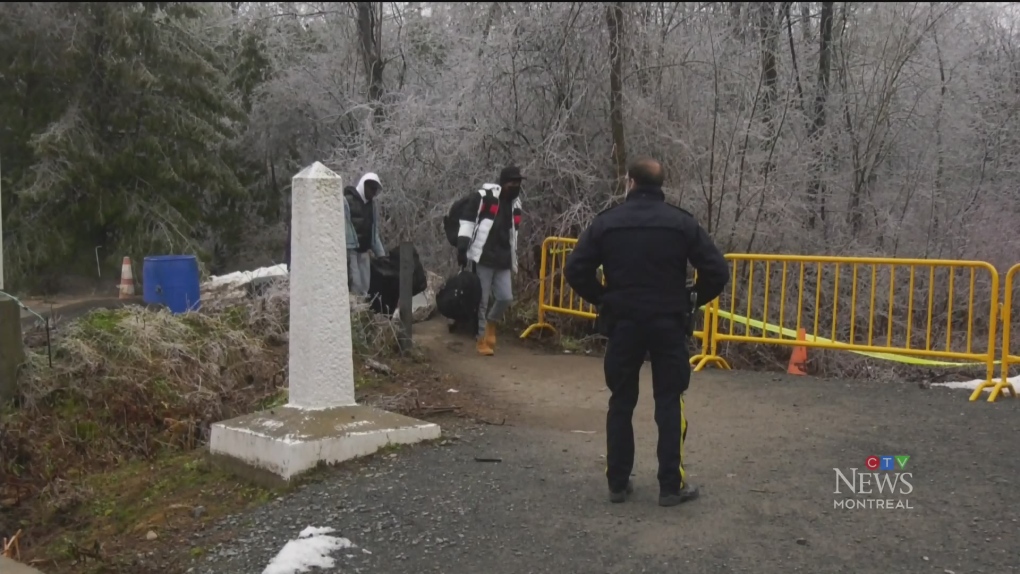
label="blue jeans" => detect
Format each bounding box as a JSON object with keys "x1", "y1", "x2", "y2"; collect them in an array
[
  {"x1": 474, "y1": 264, "x2": 513, "y2": 337},
  {"x1": 348, "y1": 250, "x2": 372, "y2": 296}
]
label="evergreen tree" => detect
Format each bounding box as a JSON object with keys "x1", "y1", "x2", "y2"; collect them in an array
[{"x1": 8, "y1": 2, "x2": 245, "y2": 289}]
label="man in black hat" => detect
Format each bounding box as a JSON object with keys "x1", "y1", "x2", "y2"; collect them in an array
[
  {"x1": 563, "y1": 157, "x2": 728, "y2": 507},
  {"x1": 455, "y1": 165, "x2": 525, "y2": 355}
]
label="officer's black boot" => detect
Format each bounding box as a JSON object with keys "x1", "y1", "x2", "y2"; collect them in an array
[
  {"x1": 609, "y1": 480, "x2": 634, "y2": 503},
  {"x1": 659, "y1": 483, "x2": 700, "y2": 507}
]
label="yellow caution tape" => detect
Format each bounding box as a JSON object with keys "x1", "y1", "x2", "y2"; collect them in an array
[{"x1": 712, "y1": 308, "x2": 999, "y2": 367}]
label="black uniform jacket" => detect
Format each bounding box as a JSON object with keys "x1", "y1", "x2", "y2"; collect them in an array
[{"x1": 564, "y1": 186, "x2": 729, "y2": 321}]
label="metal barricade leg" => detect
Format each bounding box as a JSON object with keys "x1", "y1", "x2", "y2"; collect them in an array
[
  {"x1": 690, "y1": 302, "x2": 731, "y2": 372},
  {"x1": 521, "y1": 238, "x2": 557, "y2": 339},
  {"x1": 985, "y1": 264, "x2": 1019, "y2": 401}
]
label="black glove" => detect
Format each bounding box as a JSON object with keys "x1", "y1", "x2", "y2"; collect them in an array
[
  {"x1": 686, "y1": 286, "x2": 699, "y2": 337},
  {"x1": 457, "y1": 249, "x2": 467, "y2": 268},
  {"x1": 595, "y1": 303, "x2": 613, "y2": 337}
]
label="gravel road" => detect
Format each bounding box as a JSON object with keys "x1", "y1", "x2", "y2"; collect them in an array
[
  {"x1": 191, "y1": 403, "x2": 1019, "y2": 574},
  {"x1": 186, "y1": 320, "x2": 1020, "y2": 574}
]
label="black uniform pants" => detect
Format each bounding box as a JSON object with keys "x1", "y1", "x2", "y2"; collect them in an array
[{"x1": 604, "y1": 314, "x2": 691, "y2": 494}]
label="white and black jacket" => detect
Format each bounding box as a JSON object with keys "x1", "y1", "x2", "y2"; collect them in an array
[{"x1": 457, "y1": 184, "x2": 523, "y2": 273}]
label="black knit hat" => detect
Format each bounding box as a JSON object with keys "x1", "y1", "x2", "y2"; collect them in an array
[{"x1": 499, "y1": 165, "x2": 525, "y2": 184}]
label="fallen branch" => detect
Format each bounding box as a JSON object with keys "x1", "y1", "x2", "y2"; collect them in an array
[
  {"x1": 416, "y1": 405, "x2": 461, "y2": 414},
  {"x1": 473, "y1": 415, "x2": 507, "y2": 426},
  {"x1": 365, "y1": 358, "x2": 394, "y2": 376}
]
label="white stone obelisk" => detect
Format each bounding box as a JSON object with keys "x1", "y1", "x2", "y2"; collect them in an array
[
  {"x1": 209, "y1": 162, "x2": 440, "y2": 485},
  {"x1": 287, "y1": 162, "x2": 355, "y2": 408}
]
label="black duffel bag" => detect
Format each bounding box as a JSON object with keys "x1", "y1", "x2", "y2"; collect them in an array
[
  {"x1": 436, "y1": 267, "x2": 481, "y2": 334},
  {"x1": 368, "y1": 245, "x2": 428, "y2": 314}
]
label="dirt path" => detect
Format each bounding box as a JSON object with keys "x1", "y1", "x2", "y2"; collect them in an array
[
  {"x1": 413, "y1": 319, "x2": 1020, "y2": 573},
  {"x1": 17, "y1": 295, "x2": 145, "y2": 330}
]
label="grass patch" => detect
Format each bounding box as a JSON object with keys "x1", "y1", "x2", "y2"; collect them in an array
[
  {"x1": 0, "y1": 277, "x2": 416, "y2": 571},
  {"x1": 31, "y1": 452, "x2": 274, "y2": 573},
  {"x1": 3, "y1": 297, "x2": 292, "y2": 490},
  {"x1": 503, "y1": 296, "x2": 606, "y2": 356}
]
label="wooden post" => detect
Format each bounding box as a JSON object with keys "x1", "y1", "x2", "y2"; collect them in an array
[
  {"x1": 0, "y1": 297, "x2": 25, "y2": 404},
  {"x1": 398, "y1": 241, "x2": 413, "y2": 353},
  {"x1": 1, "y1": 155, "x2": 5, "y2": 291}
]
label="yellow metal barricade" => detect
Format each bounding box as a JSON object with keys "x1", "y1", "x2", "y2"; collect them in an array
[
  {"x1": 519, "y1": 239, "x2": 1015, "y2": 399},
  {"x1": 520, "y1": 236, "x2": 713, "y2": 366},
  {"x1": 995, "y1": 264, "x2": 1020, "y2": 401},
  {"x1": 695, "y1": 254, "x2": 1005, "y2": 399},
  {"x1": 519, "y1": 237, "x2": 597, "y2": 338}
]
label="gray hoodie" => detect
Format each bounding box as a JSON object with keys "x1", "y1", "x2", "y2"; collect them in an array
[{"x1": 343, "y1": 172, "x2": 386, "y2": 256}]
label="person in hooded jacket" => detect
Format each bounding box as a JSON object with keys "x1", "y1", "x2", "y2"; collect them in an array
[
  {"x1": 456, "y1": 165, "x2": 525, "y2": 355},
  {"x1": 344, "y1": 172, "x2": 387, "y2": 297}
]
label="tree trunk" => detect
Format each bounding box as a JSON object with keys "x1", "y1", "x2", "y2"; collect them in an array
[
  {"x1": 478, "y1": 2, "x2": 502, "y2": 57},
  {"x1": 757, "y1": 2, "x2": 780, "y2": 175},
  {"x1": 730, "y1": 2, "x2": 743, "y2": 43},
  {"x1": 800, "y1": 1, "x2": 812, "y2": 46},
  {"x1": 606, "y1": 1, "x2": 627, "y2": 195},
  {"x1": 783, "y1": 2, "x2": 806, "y2": 114},
  {"x1": 634, "y1": 3, "x2": 653, "y2": 96},
  {"x1": 356, "y1": 2, "x2": 385, "y2": 123},
  {"x1": 806, "y1": 1, "x2": 833, "y2": 230},
  {"x1": 927, "y1": 6, "x2": 947, "y2": 257}
]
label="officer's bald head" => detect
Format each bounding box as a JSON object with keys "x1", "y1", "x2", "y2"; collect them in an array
[{"x1": 626, "y1": 157, "x2": 664, "y2": 191}]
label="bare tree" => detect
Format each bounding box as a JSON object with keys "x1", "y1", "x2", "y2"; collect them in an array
[
  {"x1": 806, "y1": 1, "x2": 834, "y2": 232},
  {"x1": 606, "y1": 1, "x2": 627, "y2": 194},
  {"x1": 356, "y1": 1, "x2": 385, "y2": 123}
]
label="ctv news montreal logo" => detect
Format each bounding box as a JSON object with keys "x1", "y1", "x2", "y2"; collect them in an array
[{"x1": 833, "y1": 455, "x2": 913, "y2": 510}]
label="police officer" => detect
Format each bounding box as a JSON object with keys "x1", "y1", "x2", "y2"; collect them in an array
[{"x1": 564, "y1": 157, "x2": 729, "y2": 507}]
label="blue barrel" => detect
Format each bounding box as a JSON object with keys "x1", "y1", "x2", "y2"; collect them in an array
[{"x1": 142, "y1": 255, "x2": 201, "y2": 314}]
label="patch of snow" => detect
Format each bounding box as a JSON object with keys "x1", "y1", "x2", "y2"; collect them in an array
[
  {"x1": 206, "y1": 264, "x2": 288, "y2": 290},
  {"x1": 262, "y1": 526, "x2": 354, "y2": 574},
  {"x1": 931, "y1": 374, "x2": 1020, "y2": 393},
  {"x1": 392, "y1": 292, "x2": 431, "y2": 322},
  {"x1": 412, "y1": 292, "x2": 428, "y2": 311},
  {"x1": 334, "y1": 420, "x2": 373, "y2": 432}
]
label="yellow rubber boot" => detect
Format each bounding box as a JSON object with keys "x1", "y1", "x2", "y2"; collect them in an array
[{"x1": 483, "y1": 321, "x2": 498, "y2": 351}]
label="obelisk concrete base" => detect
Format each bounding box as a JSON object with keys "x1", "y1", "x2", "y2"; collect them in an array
[{"x1": 209, "y1": 404, "x2": 441, "y2": 487}]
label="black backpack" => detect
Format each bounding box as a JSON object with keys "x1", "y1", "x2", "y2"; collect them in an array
[
  {"x1": 436, "y1": 269, "x2": 482, "y2": 322},
  {"x1": 443, "y1": 196, "x2": 476, "y2": 247}
]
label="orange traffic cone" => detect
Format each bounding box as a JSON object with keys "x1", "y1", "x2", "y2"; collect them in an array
[
  {"x1": 787, "y1": 328, "x2": 808, "y2": 375},
  {"x1": 119, "y1": 257, "x2": 135, "y2": 299}
]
